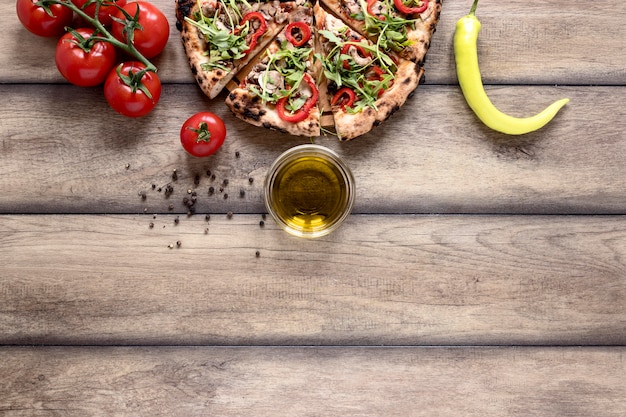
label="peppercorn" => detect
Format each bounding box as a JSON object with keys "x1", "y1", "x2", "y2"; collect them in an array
[
  {"x1": 172, "y1": 169, "x2": 178, "y2": 181},
  {"x1": 227, "y1": 211, "x2": 233, "y2": 219}
]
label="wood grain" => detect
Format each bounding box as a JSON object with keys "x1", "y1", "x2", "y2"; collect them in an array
[
  {"x1": 1, "y1": 346, "x2": 625, "y2": 417},
  {"x1": 1, "y1": 84, "x2": 623, "y2": 214},
  {"x1": 2, "y1": 0, "x2": 625, "y2": 85},
  {"x1": 1, "y1": 213, "x2": 625, "y2": 345}
]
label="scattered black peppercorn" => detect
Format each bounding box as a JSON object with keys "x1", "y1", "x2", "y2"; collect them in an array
[
  {"x1": 125, "y1": 163, "x2": 130, "y2": 170},
  {"x1": 235, "y1": 151, "x2": 240, "y2": 158},
  {"x1": 255, "y1": 250, "x2": 260, "y2": 258},
  {"x1": 174, "y1": 216, "x2": 180, "y2": 224},
  {"x1": 168, "y1": 204, "x2": 174, "y2": 211},
  {"x1": 139, "y1": 190, "x2": 147, "y2": 200},
  {"x1": 164, "y1": 184, "x2": 174, "y2": 197},
  {"x1": 224, "y1": 193, "x2": 228, "y2": 199},
  {"x1": 211, "y1": 174, "x2": 216, "y2": 180},
  {"x1": 248, "y1": 177, "x2": 254, "y2": 184},
  {"x1": 208, "y1": 186, "x2": 215, "y2": 195},
  {"x1": 151, "y1": 184, "x2": 156, "y2": 189},
  {"x1": 239, "y1": 189, "x2": 245, "y2": 197},
  {"x1": 223, "y1": 179, "x2": 229, "y2": 186},
  {"x1": 259, "y1": 220, "x2": 265, "y2": 228},
  {"x1": 205, "y1": 214, "x2": 210, "y2": 221},
  {"x1": 149, "y1": 222, "x2": 154, "y2": 228},
  {"x1": 206, "y1": 169, "x2": 212, "y2": 177},
  {"x1": 172, "y1": 169, "x2": 178, "y2": 181},
  {"x1": 176, "y1": 240, "x2": 182, "y2": 247},
  {"x1": 227, "y1": 211, "x2": 233, "y2": 219}
]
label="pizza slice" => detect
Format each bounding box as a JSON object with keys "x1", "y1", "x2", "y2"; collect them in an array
[
  {"x1": 225, "y1": 3, "x2": 321, "y2": 137},
  {"x1": 318, "y1": 0, "x2": 442, "y2": 66},
  {"x1": 314, "y1": 3, "x2": 422, "y2": 140},
  {"x1": 176, "y1": 0, "x2": 293, "y2": 99}
]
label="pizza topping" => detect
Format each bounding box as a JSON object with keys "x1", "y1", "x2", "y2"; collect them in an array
[
  {"x1": 366, "y1": 0, "x2": 386, "y2": 21},
  {"x1": 357, "y1": 0, "x2": 419, "y2": 52},
  {"x1": 393, "y1": 0, "x2": 428, "y2": 15},
  {"x1": 276, "y1": 73, "x2": 318, "y2": 123},
  {"x1": 341, "y1": 44, "x2": 372, "y2": 69},
  {"x1": 285, "y1": 21, "x2": 312, "y2": 47},
  {"x1": 317, "y1": 28, "x2": 397, "y2": 113},
  {"x1": 248, "y1": 37, "x2": 313, "y2": 103},
  {"x1": 331, "y1": 87, "x2": 356, "y2": 110},
  {"x1": 239, "y1": 11, "x2": 267, "y2": 54}
]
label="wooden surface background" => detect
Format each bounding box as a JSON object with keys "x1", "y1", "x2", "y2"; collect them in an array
[{"x1": 1, "y1": 0, "x2": 625, "y2": 415}]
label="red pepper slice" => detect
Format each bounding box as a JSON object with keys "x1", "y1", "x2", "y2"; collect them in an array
[
  {"x1": 366, "y1": 66, "x2": 393, "y2": 98},
  {"x1": 340, "y1": 44, "x2": 372, "y2": 70},
  {"x1": 393, "y1": 0, "x2": 428, "y2": 15},
  {"x1": 284, "y1": 21, "x2": 312, "y2": 47},
  {"x1": 331, "y1": 87, "x2": 356, "y2": 110},
  {"x1": 239, "y1": 11, "x2": 267, "y2": 55},
  {"x1": 276, "y1": 73, "x2": 319, "y2": 123},
  {"x1": 366, "y1": 0, "x2": 386, "y2": 20}
]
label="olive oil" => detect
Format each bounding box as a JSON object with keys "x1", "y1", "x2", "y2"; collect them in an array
[{"x1": 265, "y1": 145, "x2": 355, "y2": 238}]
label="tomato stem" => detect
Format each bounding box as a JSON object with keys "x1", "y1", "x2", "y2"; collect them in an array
[{"x1": 36, "y1": 0, "x2": 157, "y2": 73}]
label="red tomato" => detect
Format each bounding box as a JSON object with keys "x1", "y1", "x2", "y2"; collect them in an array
[
  {"x1": 111, "y1": 1, "x2": 169, "y2": 59},
  {"x1": 16, "y1": 0, "x2": 74, "y2": 37},
  {"x1": 55, "y1": 28, "x2": 117, "y2": 87},
  {"x1": 104, "y1": 61, "x2": 162, "y2": 118},
  {"x1": 71, "y1": 0, "x2": 127, "y2": 26},
  {"x1": 180, "y1": 112, "x2": 227, "y2": 157}
]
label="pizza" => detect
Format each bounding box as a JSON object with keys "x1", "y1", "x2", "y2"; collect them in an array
[{"x1": 176, "y1": 0, "x2": 442, "y2": 140}]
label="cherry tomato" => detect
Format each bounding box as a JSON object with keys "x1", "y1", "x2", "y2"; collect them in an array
[
  {"x1": 180, "y1": 112, "x2": 227, "y2": 157},
  {"x1": 104, "y1": 61, "x2": 162, "y2": 118},
  {"x1": 16, "y1": 0, "x2": 74, "y2": 37},
  {"x1": 111, "y1": 1, "x2": 169, "y2": 59},
  {"x1": 55, "y1": 28, "x2": 117, "y2": 87},
  {"x1": 71, "y1": 0, "x2": 127, "y2": 26}
]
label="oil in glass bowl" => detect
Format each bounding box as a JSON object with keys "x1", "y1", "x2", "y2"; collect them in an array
[{"x1": 264, "y1": 144, "x2": 355, "y2": 238}]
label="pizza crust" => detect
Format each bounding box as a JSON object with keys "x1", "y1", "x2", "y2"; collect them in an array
[
  {"x1": 333, "y1": 60, "x2": 423, "y2": 140},
  {"x1": 226, "y1": 89, "x2": 321, "y2": 137}
]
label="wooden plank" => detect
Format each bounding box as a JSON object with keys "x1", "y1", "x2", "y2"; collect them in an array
[
  {"x1": 0, "y1": 346, "x2": 624, "y2": 416},
  {"x1": 2, "y1": 0, "x2": 626, "y2": 85},
  {"x1": 1, "y1": 213, "x2": 625, "y2": 345},
  {"x1": 0, "y1": 84, "x2": 624, "y2": 214}
]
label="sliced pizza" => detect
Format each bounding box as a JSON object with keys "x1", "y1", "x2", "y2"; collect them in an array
[
  {"x1": 314, "y1": 3, "x2": 422, "y2": 140},
  {"x1": 225, "y1": 3, "x2": 322, "y2": 137},
  {"x1": 175, "y1": 0, "x2": 294, "y2": 99},
  {"x1": 318, "y1": 0, "x2": 442, "y2": 66}
]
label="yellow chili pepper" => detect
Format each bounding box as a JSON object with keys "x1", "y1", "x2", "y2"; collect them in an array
[{"x1": 454, "y1": 0, "x2": 569, "y2": 135}]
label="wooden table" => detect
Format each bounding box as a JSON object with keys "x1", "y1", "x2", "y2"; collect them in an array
[{"x1": 2, "y1": 0, "x2": 625, "y2": 415}]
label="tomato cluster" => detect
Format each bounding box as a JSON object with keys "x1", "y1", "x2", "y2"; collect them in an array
[{"x1": 16, "y1": 0, "x2": 169, "y2": 117}]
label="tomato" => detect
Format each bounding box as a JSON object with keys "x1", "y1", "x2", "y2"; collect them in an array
[
  {"x1": 71, "y1": 0, "x2": 127, "y2": 26},
  {"x1": 104, "y1": 61, "x2": 162, "y2": 117},
  {"x1": 180, "y1": 112, "x2": 227, "y2": 157},
  {"x1": 111, "y1": 1, "x2": 169, "y2": 59},
  {"x1": 16, "y1": 0, "x2": 74, "y2": 37},
  {"x1": 55, "y1": 28, "x2": 117, "y2": 87}
]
